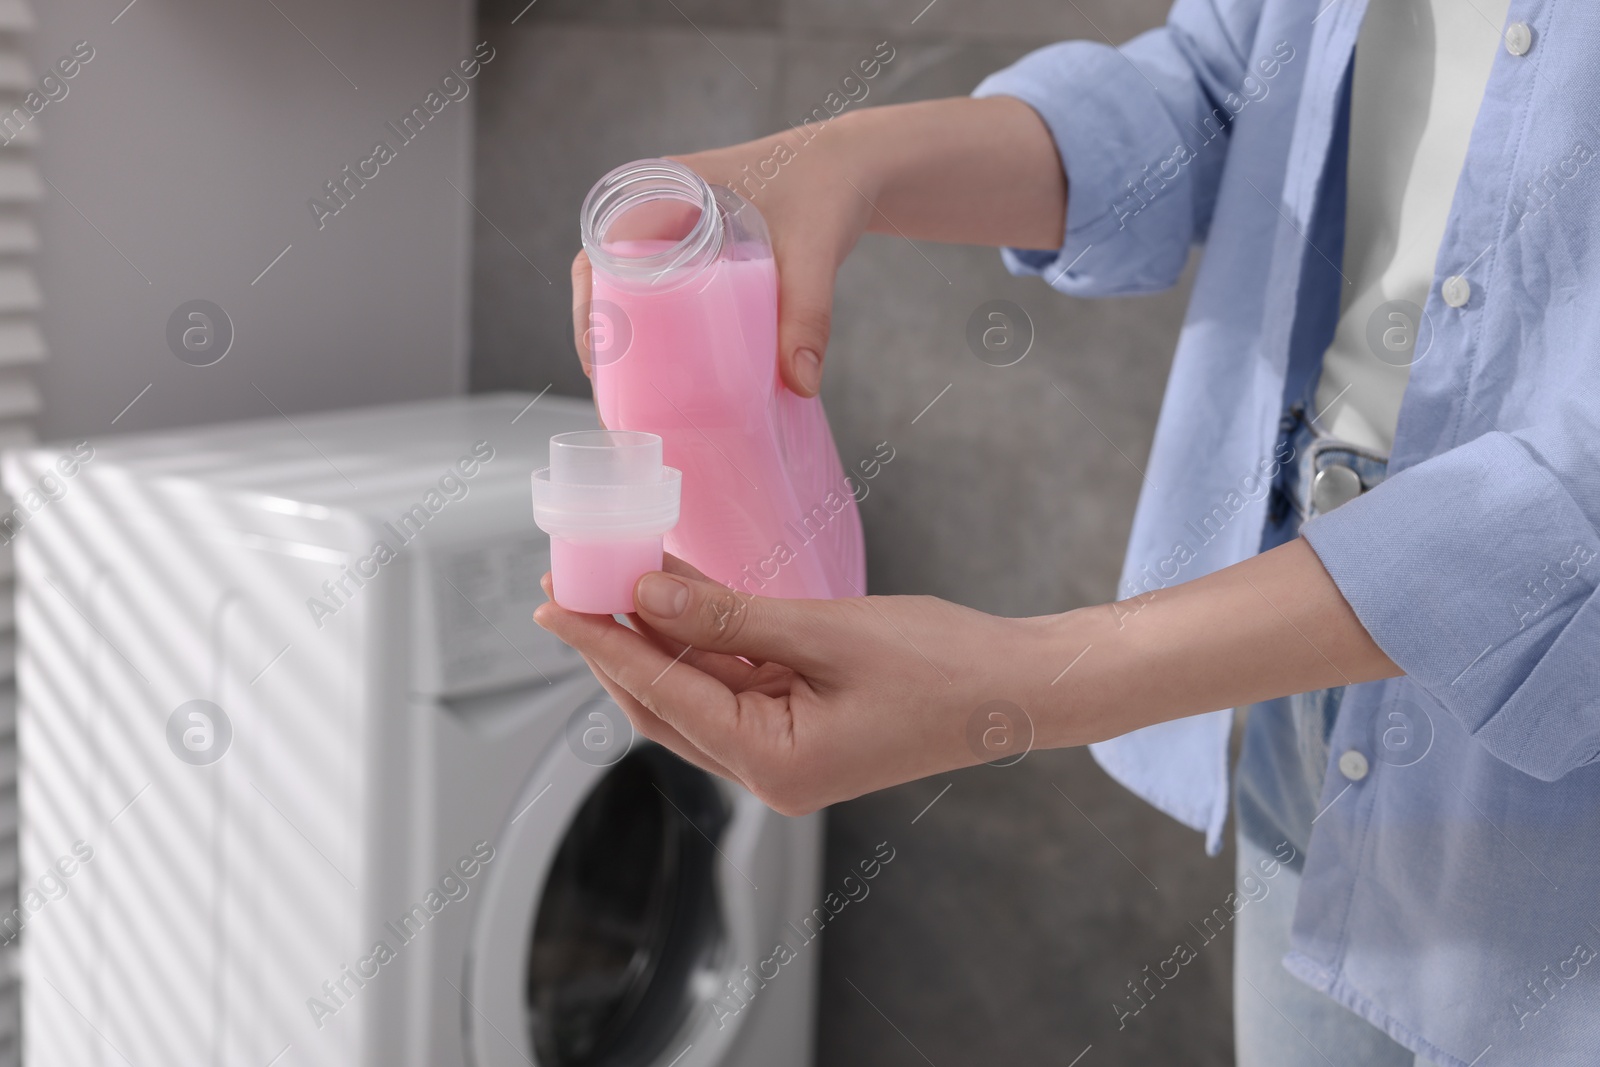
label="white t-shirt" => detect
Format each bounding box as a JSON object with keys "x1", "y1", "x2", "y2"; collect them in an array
[{"x1": 1312, "y1": 0, "x2": 1511, "y2": 454}]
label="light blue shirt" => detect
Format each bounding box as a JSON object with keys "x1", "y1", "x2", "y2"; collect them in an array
[{"x1": 975, "y1": 2, "x2": 1600, "y2": 1064}]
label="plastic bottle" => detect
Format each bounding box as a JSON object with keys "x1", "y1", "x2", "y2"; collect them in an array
[{"x1": 579, "y1": 158, "x2": 866, "y2": 600}]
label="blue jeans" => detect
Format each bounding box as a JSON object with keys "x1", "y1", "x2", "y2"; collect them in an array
[{"x1": 1232, "y1": 409, "x2": 1435, "y2": 1066}]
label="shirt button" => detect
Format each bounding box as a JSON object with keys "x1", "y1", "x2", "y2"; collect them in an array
[
  {"x1": 1442, "y1": 275, "x2": 1471, "y2": 308},
  {"x1": 1504, "y1": 22, "x2": 1533, "y2": 56},
  {"x1": 1338, "y1": 750, "x2": 1370, "y2": 781}
]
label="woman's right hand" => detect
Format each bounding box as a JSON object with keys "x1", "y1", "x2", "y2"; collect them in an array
[
  {"x1": 570, "y1": 97, "x2": 1069, "y2": 398},
  {"x1": 571, "y1": 120, "x2": 879, "y2": 399}
]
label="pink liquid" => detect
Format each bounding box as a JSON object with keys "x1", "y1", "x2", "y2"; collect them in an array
[
  {"x1": 551, "y1": 535, "x2": 665, "y2": 615},
  {"x1": 592, "y1": 245, "x2": 865, "y2": 600}
]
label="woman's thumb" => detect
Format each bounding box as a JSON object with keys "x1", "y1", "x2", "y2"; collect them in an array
[{"x1": 633, "y1": 569, "x2": 825, "y2": 668}]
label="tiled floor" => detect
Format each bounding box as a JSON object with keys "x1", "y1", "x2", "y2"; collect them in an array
[{"x1": 470, "y1": 1, "x2": 1237, "y2": 1062}]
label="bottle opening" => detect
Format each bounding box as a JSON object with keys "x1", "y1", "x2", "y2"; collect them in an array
[{"x1": 580, "y1": 159, "x2": 722, "y2": 285}]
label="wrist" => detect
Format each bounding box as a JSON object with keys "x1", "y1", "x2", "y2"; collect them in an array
[
  {"x1": 1013, "y1": 607, "x2": 1116, "y2": 752},
  {"x1": 820, "y1": 107, "x2": 891, "y2": 203},
  {"x1": 949, "y1": 608, "x2": 1098, "y2": 768}
]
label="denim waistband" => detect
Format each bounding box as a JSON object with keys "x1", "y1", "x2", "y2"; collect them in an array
[{"x1": 1266, "y1": 404, "x2": 1391, "y2": 541}]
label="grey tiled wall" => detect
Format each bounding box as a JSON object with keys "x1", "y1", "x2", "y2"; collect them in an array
[{"x1": 471, "y1": 2, "x2": 1234, "y2": 1064}]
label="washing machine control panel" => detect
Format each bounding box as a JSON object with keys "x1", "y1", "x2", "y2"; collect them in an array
[{"x1": 413, "y1": 533, "x2": 586, "y2": 697}]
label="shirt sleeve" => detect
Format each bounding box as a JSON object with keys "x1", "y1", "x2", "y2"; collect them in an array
[
  {"x1": 972, "y1": 0, "x2": 1266, "y2": 297},
  {"x1": 1302, "y1": 421, "x2": 1600, "y2": 782}
]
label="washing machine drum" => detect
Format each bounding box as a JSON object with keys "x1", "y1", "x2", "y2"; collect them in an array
[{"x1": 526, "y1": 746, "x2": 730, "y2": 1065}]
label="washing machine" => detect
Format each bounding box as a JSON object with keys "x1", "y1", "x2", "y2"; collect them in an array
[{"x1": 2, "y1": 394, "x2": 822, "y2": 1067}]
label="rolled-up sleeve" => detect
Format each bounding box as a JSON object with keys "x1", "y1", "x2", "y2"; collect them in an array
[
  {"x1": 972, "y1": 0, "x2": 1262, "y2": 296},
  {"x1": 1302, "y1": 425, "x2": 1600, "y2": 782}
]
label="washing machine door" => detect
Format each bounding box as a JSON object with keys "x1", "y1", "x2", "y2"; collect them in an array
[{"x1": 465, "y1": 693, "x2": 785, "y2": 1067}]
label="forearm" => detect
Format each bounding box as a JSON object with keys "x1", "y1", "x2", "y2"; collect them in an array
[
  {"x1": 837, "y1": 96, "x2": 1067, "y2": 251},
  {"x1": 1027, "y1": 538, "x2": 1402, "y2": 751}
]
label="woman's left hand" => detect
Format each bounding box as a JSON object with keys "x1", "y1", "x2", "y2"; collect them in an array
[
  {"x1": 533, "y1": 555, "x2": 1061, "y2": 814},
  {"x1": 535, "y1": 539, "x2": 1404, "y2": 813}
]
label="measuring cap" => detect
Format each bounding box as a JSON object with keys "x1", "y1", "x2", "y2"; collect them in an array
[{"x1": 531, "y1": 430, "x2": 682, "y2": 540}]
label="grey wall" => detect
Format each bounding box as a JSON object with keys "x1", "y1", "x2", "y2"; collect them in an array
[
  {"x1": 32, "y1": 0, "x2": 474, "y2": 440},
  {"x1": 471, "y1": 2, "x2": 1235, "y2": 1065}
]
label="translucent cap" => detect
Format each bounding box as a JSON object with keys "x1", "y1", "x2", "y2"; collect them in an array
[{"x1": 532, "y1": 430, "x2": 681, "y2": 539}]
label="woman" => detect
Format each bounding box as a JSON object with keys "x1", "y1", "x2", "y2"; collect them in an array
[{"x1": 539, "y1": 2, "x2": 1600, "y2": 1064}]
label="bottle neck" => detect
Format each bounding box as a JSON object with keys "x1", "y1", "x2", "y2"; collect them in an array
[{"x1": 580, "y1": 158, "x2": 723, "y2": 288}]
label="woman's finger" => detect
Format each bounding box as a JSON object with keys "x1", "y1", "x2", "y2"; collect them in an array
[
  {"x1": 572, "y1": 650, "x2": 738, "y2": 781},
  {"x1": 570, "y1": 250, "x2": 594, "y2": 378},
  {"x1": 630, "y1": 567, "x2": 839, "y2": 673},
  {"x1": 626, "y1": 615, "x2": 768, "y2": 690},
  {"x1": 534, "y1": 600, "x2": 757, "y2": 774},
  {"x1": 772, "y1": 228, "x2": 838, "y2": 398},
  {"x1": 539, "y1": 566, "x2": 761, "y2": 689}
]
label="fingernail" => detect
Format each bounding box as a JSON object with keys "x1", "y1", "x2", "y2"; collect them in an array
[
  {"x1": 637, "y1": 572, "x2": 689, "y2": 618},
  {"x1": 794, "y1": 348, "x2": 822, "y2": 395}
]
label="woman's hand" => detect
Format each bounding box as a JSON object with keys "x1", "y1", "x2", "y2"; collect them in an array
[
  {"x1": 571, "y1": 96, "x2": 1069, "y2": 398},
  {"x1": 535, "y1": 540, "x2": 1402, "y2": 814},
  {"x1": 533, "y1": 555, "x2": 1061, "y2": 814},
  {"x1": 571, "y1": 127, "x2": 877, "y2": 398}
]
